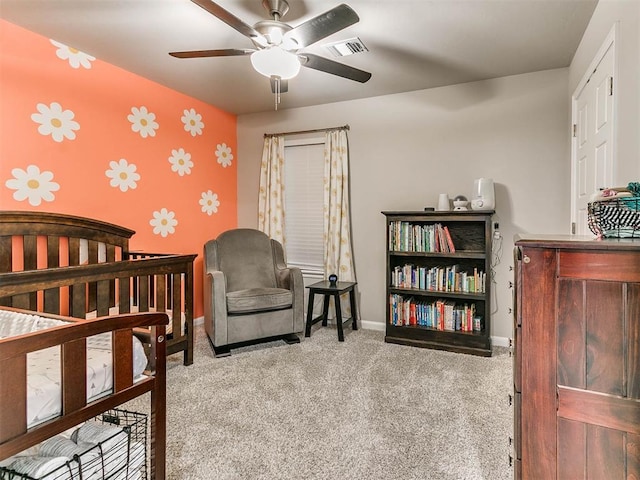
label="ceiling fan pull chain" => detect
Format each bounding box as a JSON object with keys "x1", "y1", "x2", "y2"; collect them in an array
[{"x1": 273, "y1": 75, "x2": 281, "y2": 110}]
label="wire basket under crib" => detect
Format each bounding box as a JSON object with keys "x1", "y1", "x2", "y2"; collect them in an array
[{"x1": 0, "y1": 409, "x2": 147, "y2": 480}]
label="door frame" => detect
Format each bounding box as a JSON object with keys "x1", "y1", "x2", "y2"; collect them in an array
[{"x1": 570, "y1": 23, "x2": 619, "y2": 234}]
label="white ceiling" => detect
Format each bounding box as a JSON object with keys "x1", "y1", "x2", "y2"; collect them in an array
[{"x1": 0, "y1": 0, "x2": 598, "y2": 115}]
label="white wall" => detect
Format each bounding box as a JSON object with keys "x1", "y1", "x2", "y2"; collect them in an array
[
  {"x1": 569, "y1": 0, "x2": 640, "y2": 184},
  {"x1": 237, "y1": 68, "x2": 571, "y2": 342}
]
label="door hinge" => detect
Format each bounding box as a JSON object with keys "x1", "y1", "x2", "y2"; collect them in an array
[
  {"x1": 572, "y1": 124, "x2": 577, "y2": 138},
  {"x1": 571, "y1": 222, "x2": 576, "y2": 234},
  {"x1": 609, "y1": 76, "x2": 614, "y2": 96}
]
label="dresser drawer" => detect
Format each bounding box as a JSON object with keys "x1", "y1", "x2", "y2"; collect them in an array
[{"x1": 559, "y1": 250, "x2": 640, "y2": 282}]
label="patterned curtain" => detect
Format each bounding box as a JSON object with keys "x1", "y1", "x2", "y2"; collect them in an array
[
  {"x1": 258, "y1": 135, "x2": 285, "y2": 244},
  {"x1": 323, "y1": 129, "x2": 356, "y2": 282}
]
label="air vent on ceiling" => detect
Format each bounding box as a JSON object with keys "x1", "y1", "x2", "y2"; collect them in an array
[{"x1": 324, "y1": 37, "x2": 368, "y2": 57}]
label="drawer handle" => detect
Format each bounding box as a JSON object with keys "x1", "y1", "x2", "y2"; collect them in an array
[{"x1": 523, "y1": 254, "x2": 531, "y2": 264}]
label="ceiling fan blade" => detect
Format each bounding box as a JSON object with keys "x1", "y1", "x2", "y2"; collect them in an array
[
  {"x1": 283, "y1": 4, "x2": 359, "y2": 49},
  {"x1": 169, "y1": 48, "x2": 254, "y2": 58},
  {"x1": 300, "y1": 53, "x2": 371, "y2": 83},
  {"x1": 270, "y1": 77, "x2": 289, "y2": 93},
  {"x1": 190, "y1": 0, "x2": 267, "y2": 45}
]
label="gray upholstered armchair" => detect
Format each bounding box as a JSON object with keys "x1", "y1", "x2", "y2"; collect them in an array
[{"x1": 203, "y1": 228, "x2": 304, "y2": 357}]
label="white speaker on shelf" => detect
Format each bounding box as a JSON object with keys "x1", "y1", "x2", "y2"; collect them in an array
[{"x1": 471, "y1": 178, "x2": 495, "y2": 210}]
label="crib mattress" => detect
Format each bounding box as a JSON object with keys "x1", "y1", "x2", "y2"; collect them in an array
[{"x1": 0, "y1": 310, "x2": 148, "y2": 429}]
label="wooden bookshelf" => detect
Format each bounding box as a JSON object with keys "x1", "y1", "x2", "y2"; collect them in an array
[{"x1": 382, "y1": 210, "x2": 494, "y2": 356}]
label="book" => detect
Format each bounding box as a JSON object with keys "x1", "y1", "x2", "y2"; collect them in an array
[{"x1": 443, "y1": 226, "x2": 455, "y2": 253}]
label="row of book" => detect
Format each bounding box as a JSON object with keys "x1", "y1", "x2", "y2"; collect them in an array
[
  {"x1": 389, "y1": 294, "x2": 482, "y2": 332},
  {"x1": 389, "y1": 221, "x2": 455, "y2": 253},
  {"x1": 391, "y1": 264, "x2": 486, "y2": 293}
]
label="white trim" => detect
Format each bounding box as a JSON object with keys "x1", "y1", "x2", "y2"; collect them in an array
[
  {"x1": 491, "y1": 336, "x2": 510, "y2": 348},
  {"x1": 199, "y1": 314, "x2": 509, "y2": 349},
  {"x1": 284, "y1": 136, "x2": 324, "y2": 147},
  {"x1": 570, "y1": 23, "x2": 619, "y2": 231},
  {"x1": 360, "y1": 319, "x2": 386, "y2": 331},
  {"x1": 572, "y1": 23, "x2": 618, "y2": 101}
]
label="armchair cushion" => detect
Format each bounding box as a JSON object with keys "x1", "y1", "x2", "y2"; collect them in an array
[{"x1": 227, "y1": 287, "x2": 293, "y2": 314}]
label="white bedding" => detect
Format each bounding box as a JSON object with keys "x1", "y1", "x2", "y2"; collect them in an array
[{"x1": 0, "y1": 310, "x2": 148, "y2": 429}]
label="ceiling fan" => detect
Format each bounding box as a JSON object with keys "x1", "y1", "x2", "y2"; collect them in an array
[{"x1": 169, "y1": 0, "x2": 372, "y2": 107}]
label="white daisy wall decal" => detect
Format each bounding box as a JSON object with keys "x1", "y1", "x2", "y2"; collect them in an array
[
  {"x1": 199, "y1": 190, "x2": 220, "y2": 215},
  {"x1": 105, "y1": 159, "x2": 141, "y2": 192},
  {"x1": 168, "y1": 148, "x2": 193, "y2": 176},
  {"x1": 127, "y1": 106, "x2": 159, "y2": 138},
  {"x1": 31, "y1": 102, "x2": 80, "y2": 142},
  {"x1": 150, "y1": 208, "x2": 177, "y2": 237},
  {"x1": 181, "y1": 109, "x2": 204, "y2": 137},
  {"x1": 215, "y1": 143, "x2": 233, "y2": 168},
  {"x1": 50, "y1": 40, "x2": 95, "y2": 69},
  {"x1": 5, "y1": 165, "x2": 60, "y2": 206}
]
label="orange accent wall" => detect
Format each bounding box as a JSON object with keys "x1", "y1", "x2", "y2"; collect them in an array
[{"x1": 0, "y1": 20, "x2": 238, "y2": 318}]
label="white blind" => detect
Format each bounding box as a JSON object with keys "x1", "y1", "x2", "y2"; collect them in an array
[{"x1": 284, "y1": 141, "x2": 325, "y2": 275}]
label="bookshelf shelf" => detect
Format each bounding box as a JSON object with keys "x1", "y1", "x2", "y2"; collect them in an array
[
  {"x1": 389, "y1": 287, "x2": 486, "y2": 301},
  {"x1": 382, "y1": 210, "x2": 494, "y2": 356},
  {"x1": 390, "y1": 250, "x2": 487, "y2": 259}
]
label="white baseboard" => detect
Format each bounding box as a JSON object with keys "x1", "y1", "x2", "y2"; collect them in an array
[
  {"x1": 491, "y1": 336, "x2": 510, "y2": 348},
  {"x1": 195, "y1": 315, "x2": 510, "y2": 349},
  {"x1": 360, "y1": 319, "x2": 385, "y2": 331}
]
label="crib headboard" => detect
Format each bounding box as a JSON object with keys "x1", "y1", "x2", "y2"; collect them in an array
[
  {"x1": 0, "y1": 211, "x2": 196, "y2": 365},
  {"x1": 0, "y1": 211, "x2": 135, "y2": 313}
]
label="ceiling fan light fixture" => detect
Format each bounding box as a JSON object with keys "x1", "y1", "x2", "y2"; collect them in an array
[{"x1": 250, "y1": 47, "x2": 300, "y2": 79}]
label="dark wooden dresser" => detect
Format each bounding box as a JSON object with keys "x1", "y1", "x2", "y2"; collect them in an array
[{"x1": 513, "y1": 235, "x2": 640, "y2": 479}]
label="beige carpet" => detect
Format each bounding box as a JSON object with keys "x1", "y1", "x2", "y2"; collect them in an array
[{"x1": 125, "y1": 323, "x2": 513, "y2": 480}]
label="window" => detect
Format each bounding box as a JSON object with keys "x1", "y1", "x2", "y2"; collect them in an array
[{"x1": 283, "y1": 139, "x2": 324, "y2": 277}]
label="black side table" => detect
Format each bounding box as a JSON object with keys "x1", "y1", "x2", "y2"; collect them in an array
[{"x1": 305, "y1": 280, "x2": 358, "y2": 342}]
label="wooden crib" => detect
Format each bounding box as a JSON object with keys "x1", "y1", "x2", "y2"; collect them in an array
[{"x1": 0, "y1": 210, "x2": 197, "y2": 478}]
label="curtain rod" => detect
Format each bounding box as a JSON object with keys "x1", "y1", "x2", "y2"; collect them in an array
[{"x1": 264, "y1": 124, "x2": 349, "y2": 138}]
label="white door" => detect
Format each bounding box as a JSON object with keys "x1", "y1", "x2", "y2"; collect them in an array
[{"x1": 571, "y1": 31, "x2": 616, "y2": 236}]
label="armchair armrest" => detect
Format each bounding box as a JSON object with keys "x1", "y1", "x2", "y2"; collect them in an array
[
  {"x1": 204, "y1": 270, "x2": 228, "y2": 346},
  {"x1": 271, "y1": 239, "x2": 304, "y2": 333}
]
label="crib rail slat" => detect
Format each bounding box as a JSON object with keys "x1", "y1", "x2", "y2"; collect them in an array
[
  {"x1": 44, "y1": 236, "x2": 61, "y2": 314},
  {"x1": 22, "y1": 235, "x2": 37, "y2": 271},
  {"x1": 88, "y1": 240, "x2": 99, "y2": 312},
  {"x1": 0, "y1": 354, "x2": 27, "y2": 445},
  {"x1": 171, "y1": 273, "x2": 182, "y2": 340},
  {"x1": 97, "y1": 279, "x2": 110, "y2": 316},
  {"x1": 139, "y1": 275, "x2": 150, "y2": 311},
  {"x1": 0, "y1": 237, "x2": 9, "y2": 308},
  {"x1": 119, "y1": 276, "x2": 131, "y2": 314},
  {"x1": 0, "y1": 237, "x2": 11, "y2": 275},
  {"x1": 62, "y1": 338, "x2": 87, "y2": 413},
  {"x1": 114, "y1": 329, "x2": 134, "y2": 392},
  {"x1": 106, "y1": 244, "x2": 116, "y2": 307},
  {"x1": 22, "y1": 235, "x2": 38, "y2": 310}
]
